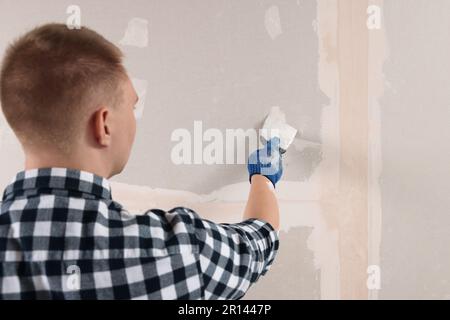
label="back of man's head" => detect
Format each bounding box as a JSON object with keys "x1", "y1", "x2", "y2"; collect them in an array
[{"x1": 0, "y1": 23, "x2": 127, "y2": 154}]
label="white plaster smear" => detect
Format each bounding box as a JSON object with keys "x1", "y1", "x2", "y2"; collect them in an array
[
  {"x1": 130, "y1": 78, "x2": 148, "y2": 120},
  {"x1": 119, "y1": 18, "x2": 149, "y2": 48},
  {"x1": 112, "y1": 179, "x2": 322, "y2": 206}
]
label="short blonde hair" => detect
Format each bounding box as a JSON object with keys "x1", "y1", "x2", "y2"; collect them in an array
[{"x1": 0, "y1": 23, "x2": 126, "y2": 153}]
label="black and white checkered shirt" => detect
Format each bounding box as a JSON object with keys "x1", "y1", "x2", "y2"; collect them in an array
[{"x1": 0, "y1": 168, "x2": 279, "y2": 300}]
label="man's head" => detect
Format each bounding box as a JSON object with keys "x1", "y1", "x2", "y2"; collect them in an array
[{"x1": 0, "y1": 23, "x2": 138, "y2": 177}]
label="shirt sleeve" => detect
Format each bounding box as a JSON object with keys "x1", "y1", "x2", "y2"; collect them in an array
[{"x1": 179, "y1": 207, "x2": 280, "y2": 300}]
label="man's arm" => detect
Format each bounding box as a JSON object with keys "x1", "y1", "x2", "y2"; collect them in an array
[
  {"x1": 181, "y1": 207, "x2": 279, "y2": 299},
  {"x1": 175, "y1": 138, "x2": 283, "y2": 299},
  {"x1": 244, "y1": 137, "x2": 283, "y2": 230}
]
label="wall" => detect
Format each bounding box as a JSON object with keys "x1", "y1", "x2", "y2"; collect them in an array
[
  {"x1": 379, "y1": 0, "x2": 450, "y2": 299},
  {"x1": 1, "y1": 0, "x2": 449, "y2": 299}
]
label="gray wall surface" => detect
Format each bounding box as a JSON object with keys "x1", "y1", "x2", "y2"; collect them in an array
[
  {"x1": 0, "y1": 0, "x2": 325, "y2": 194},
  {"x1": 380, "y1": 0, "x2": 450, "y2": 299}
]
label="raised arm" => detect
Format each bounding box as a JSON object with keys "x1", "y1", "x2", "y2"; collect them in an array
[{"x1": 244, "y1": 138, "x2": 283, "y2": 230}]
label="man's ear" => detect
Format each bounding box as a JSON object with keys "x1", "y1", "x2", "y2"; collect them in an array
[{"x1": 93, "y1": 107, "x2": 111, "y2": 147}]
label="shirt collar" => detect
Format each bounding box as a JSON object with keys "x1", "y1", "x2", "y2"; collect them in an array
[{"x1": 3, "y1": 168, "x2": 112, "y2": 201}]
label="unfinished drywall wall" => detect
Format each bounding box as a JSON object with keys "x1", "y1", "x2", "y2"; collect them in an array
[
  {"x1": 2, "y1": 0, "x2": 449, "y2": 300},
  {"x1": 0, "y1": 0, "x2": 331, "y2": 299}
]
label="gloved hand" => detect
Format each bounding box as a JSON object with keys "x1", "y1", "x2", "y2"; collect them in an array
[{"x1": 247, "y1": 137, "x2": 283, "y2": 188}]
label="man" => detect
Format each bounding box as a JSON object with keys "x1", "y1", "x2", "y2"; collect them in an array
[{"x1": 0, "y1": 23, "x2": 282, "y2": 300}]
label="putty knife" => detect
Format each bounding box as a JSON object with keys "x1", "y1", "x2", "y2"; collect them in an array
[{"x1": 260, "y1": 106, "x2": 298, "y2": 154}]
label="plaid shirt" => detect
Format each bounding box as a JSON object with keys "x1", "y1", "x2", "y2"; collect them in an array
[{"x1": 0, "y1": 168, "x2": 279, "y2": 300}]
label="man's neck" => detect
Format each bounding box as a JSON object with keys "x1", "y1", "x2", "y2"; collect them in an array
[{"x1": 24, "y1": 149, "x2": 112, "y2": 178}]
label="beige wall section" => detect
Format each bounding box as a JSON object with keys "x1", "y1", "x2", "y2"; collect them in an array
[
  {"x1": 336, "y1": 0, "x2": 369, "y2": 299},
  {"x1": 317, "y1": 0, "x2": 372, "y2": 299}
]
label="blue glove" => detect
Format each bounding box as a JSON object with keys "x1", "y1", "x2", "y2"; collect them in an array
[{"x1": 247, "y1": 137, "x2": 283, "y2": 188}]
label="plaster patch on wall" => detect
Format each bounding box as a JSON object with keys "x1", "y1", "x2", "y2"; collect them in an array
[
  {"x1": 315, "y1": 0, "x2": 342, "y2": 299},
  {"x1": 111, "y1": 180, "x2": 320, "y2": 213},
  {"x1": 112, "y1": 179, "x2": 325, "y2": 205},
  {"x1": 119, "y1": 18, "x2": 149, "y2": 48},
  {"x1": 130, "y1": 78, "x2": 149, "y2": 120}
]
